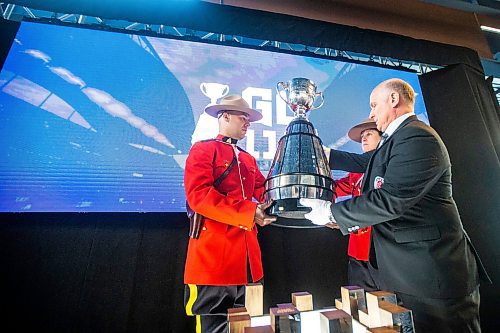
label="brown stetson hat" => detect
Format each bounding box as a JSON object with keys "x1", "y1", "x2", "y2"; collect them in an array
[
  {"x1": 348, "y1": 119, "x2": 378, "y2": 143},
  {"x1": 204, "y1": 95, "x2": 262, "y2": 122}
]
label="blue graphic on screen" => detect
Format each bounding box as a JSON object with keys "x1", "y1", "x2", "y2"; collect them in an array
[{"x1": 0, "y1": 22, "x2": 428, "y2": 212}]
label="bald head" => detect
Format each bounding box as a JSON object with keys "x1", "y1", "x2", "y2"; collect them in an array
[
  {"x1": 369, "y1": 78, "x2": 416, "y2": 132},
  {"x1": 379, "y1": 78, "x2": 416, "y2": 107}
]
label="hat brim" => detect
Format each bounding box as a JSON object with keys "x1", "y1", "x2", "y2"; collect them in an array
[
  {"x1": 348, "y1": 121, "x2": 378, "y2": 142},
  {"x1": 204, "y1": 104, "x2": 262, "y2": 122}
]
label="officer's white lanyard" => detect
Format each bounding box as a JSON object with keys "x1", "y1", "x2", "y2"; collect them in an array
[
  {"x1": 231, "y1": 144, "x2": 247, "y2": 201},
  {"x1": 218, "y1": 139, "x2": 247, "y2": 201}
]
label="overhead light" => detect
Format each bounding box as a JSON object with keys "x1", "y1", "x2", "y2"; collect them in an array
[{"x1": 481, "y1": 25, "x2": 500, "y2": 34}]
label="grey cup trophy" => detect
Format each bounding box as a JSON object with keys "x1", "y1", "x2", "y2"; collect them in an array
[{"x1": 264, "y1": 78, "x2": 335, "y2": 227}]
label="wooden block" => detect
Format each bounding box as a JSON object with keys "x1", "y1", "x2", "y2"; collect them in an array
[
  {"x1": 358, "y1": 309, "x2": 370, "y2": 327},
  {"x1": 335, "y1": 298, "x2": 343, "y2": 310},
  {"x1": 378, "y1": 300, "x2": 414, "y2": 332},
  {"x1": 352, "y1": 318, "x2": 369, "y2": 333},
  {"x1": 365, "y1": 291, "x2": 397, "y2": 328},
  {"x1": 229, "y1": 313, "x2": 251, "y2": 333},
  {"x1": 340, "y1": 286, "x2": 366, "y2": 319},
  {"x1": 244, "y1": 326, "x2": 274, "y2": 333},
  {"x1": 320, "y1": 309, "x2": 352, "y2": 333},
  {"x1": 292, "y1": 291, "x2": 314, "y2": 312},
  {"x1": 246, "y1": 283, "x2": 264, "y2": 317},
  {"x1": 367, "y1": 327, "x2": 399, "y2": 333},
  {"x1": 366, "y1": 291, "x2": 397, "y2": 313},
  {"x1": 270, "y1": 304, "x2": 300, "y2": 332},
  {"x1": 228, "y1": 307, "x2": 248, "y2": 318},
  {"x1": 277, "y1": 302, "x2": 294, "y2": 308},
  {"x1": 320, "y1": 310, "x2": 352, "y2": 333}
]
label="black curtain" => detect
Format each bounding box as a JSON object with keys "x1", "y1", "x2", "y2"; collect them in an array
[
  {"x1": 0, "y1": 214, "x2": 192, "y2": 332},
  {"x1": 419, "y1": 64, "x2": 500, "y2": 333},
  {"x1": 0, "y1": 213, "x2": 348, "y2": 332},
  {"x1": 0, "y1": 19, "x2": 20, "y2": 71},
  {"x1": 260, "y1": 226, "x2": 348, "y2": 312}
]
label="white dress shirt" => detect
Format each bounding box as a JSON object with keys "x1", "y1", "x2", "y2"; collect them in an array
[
  {"x1": 335, "y1": 112, "x2": 416, "y2": 227},
  {"x1": 382, "y1": 112, "x2": 415, "y2": 140}
]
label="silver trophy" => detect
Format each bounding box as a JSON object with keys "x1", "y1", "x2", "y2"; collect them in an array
[{"x1": 265, "y1": 78, "x2": 334, "y2": 226}]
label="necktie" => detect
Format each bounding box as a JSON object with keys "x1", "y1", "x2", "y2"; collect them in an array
[{"x1": 378, "y1": 133, "x2": 389, "y2": 148}]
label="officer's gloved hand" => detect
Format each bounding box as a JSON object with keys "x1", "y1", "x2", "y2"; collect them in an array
[{"x1": 299, "y1": 198, "x2": 336, "y2": 226}]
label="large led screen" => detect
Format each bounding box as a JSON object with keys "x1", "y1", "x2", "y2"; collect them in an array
[{"x1": 0, "y1": 21, "x2": 428, "y2": 212}]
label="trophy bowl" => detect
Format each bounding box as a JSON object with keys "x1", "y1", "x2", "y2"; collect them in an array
[
  {"x1": 264, "y1": 78, "x2": 334, "y2": 225},
  {"x1": 277, "y1": 77, "x2": 324, "y2": 117}
]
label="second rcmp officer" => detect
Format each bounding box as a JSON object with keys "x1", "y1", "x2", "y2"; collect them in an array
[
  {"x1": 183, "y1": 95, "x2": 276, "y2": 333},
  {"x1": 329, "y1": 120, "x2": 382, "y2": 291}
]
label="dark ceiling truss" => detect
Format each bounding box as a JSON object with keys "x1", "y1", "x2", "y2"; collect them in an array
[
  {"x1": 0, "y1": 2, "x2": 441, "y2": 75},
  {"x1": 1, "y1": 2, "x2": 498, "y2": 103}
]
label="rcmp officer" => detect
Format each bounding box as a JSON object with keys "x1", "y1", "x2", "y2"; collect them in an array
[
  {"x1": 328, "y1": 120, "x2": 382, "y2": 291},
  {"x1": 183, "y1": 95, "x2": 276, "y2": 333}
]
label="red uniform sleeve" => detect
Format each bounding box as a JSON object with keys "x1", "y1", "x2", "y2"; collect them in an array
[
  {"x1": 184, "y1": 142, "x2": 257, "y2": 230},
  {"x1": 335, "y1": 174, "x2": 354, "y2": 197}
]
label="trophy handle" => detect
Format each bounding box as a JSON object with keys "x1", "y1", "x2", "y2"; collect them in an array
[
  {"x1": 276, "y1": 81, "x2": 289, "y2": 104},
  {"x1": 200, "y1": 82, "x2": 208, "y2": 96},
  {"x1": 221, "y1": 85, "x2": 229, "y2": 97},
  {"x1": 310, "y1": 92, "x2": 325, "y2": 110}
]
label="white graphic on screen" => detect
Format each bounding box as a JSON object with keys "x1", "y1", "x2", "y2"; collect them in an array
[{"x1": 191, "y1": 82, "x2": 229, "y2": 144}]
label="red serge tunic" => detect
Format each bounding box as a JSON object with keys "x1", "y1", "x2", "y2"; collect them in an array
[
  {"x1": 184, "y1": 135, "x2": 266, "y2": 285},
  {"x1": 335, "y1": 172, "x2": 371, "y2": 261}
]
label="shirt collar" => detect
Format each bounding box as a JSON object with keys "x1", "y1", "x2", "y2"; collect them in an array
[
  {"x1": 383, "y1": 112, "x2": 415, "y2": 138},
  {"x1": 216, "y1": 134, "x2": 238, "y2": 145}
]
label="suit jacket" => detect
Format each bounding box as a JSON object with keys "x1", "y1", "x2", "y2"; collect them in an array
[
  {"x1": 335, "y1": 172, "x2": 371, "y2": 261},
  {"x1": 184, "y1": 136, "x2": 266, "y2": 285},
  {"x1": 331, "y1": 116, "x2": 481, "y2": 298}
]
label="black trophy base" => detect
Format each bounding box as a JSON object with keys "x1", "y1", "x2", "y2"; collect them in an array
[
  {"x1": 266, "y1": 198, "x2": 319, "y2": 228},
  {"x1": 267, "y1": 198, "x2": 311, "y2": 219}
]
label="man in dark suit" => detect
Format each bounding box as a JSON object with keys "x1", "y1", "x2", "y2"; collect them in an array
[{"x1": 301, "y1": 79, "x2": 488, "y2": 332}]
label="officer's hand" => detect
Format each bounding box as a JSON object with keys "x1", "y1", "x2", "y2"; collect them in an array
[
  {"x1": 254, "y1": 201, "x2": 277, "y2": 227},
  {"x1": 325, "y1": 222, "x2": 340, "y2": 229}
]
